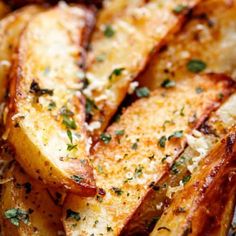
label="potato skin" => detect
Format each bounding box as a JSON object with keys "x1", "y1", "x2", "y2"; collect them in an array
[
  {"x1": 0, "y1": 5, "x2": 43, "y2": 104},
  {"x1": 150, "y1": 131, "x2": 236, "y2": 236},
  {"x1": 5, "y1": 0, "x2": 103, "y2": 8}
]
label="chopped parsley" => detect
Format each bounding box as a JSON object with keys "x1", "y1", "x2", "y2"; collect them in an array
[
  {"x1": 67, "y1": 144, "x2": 77, "y2": 151},
  {"x1": 136, "y1": 87, "x2": 150, "y2": 98},
  {"x1": 108, "y1": 68, "x2": 125, "y2": 81},
  {"x1": 66, "y1": 130, "x2": 77, "y2": 151},
  {"x1": 168, "y1": 130, "x2": 183, "y2": 140},
  {"x1": 218, "y1": 93, "x2": 224, "y2": 100},
  {"x1": 159, "y1": 136, "x2": 167, "y2": 148},
  {"x1": 71, "y1": 175, "x2": 84, "y2": 183},
  {"x1": 96, "y1": 54, "x2": 106, "y2": 62},
  {"x1": 171, "y1": 161, "x2": 181, "y2": 174},
  {"x1": 67, "y1": 129, "x2": 73, "y2": 143},
  {"x1": 63, "y1": 116, "x2": 77, "y2": 130},
  {"x1": 29, "y1": 80, "x2": 53, "y2": 96},
  {"x1": 111, "y1": 187, "x2": 123, "y2": 196},
  {"x1": 66, "y1": 209, "x2": 81, "y2": 221},
  {"x1": 134, "y1": 165, "x2": 143, "y2": 178},
  {"x1": 161, "y1": 79, "x2": 176, "y2": 88},
  {"x1": 173, "y1": 4, "x2": 188, "y2": 14},
  {"x1": 182, "y1": 175, "x2": 191, "y2": 185},
  {"x1": 85, "y1": 98, "x2": 98, "y2": 116},
  {"x1": 131, "y1": 142, "x2": 138, "y2": 150},
  {"x1": 4, "y1": 208, "x2": 32, "y2": 226},
  {"x1": 107, "y1": 226, "x2": 113, "y2": 232},
  {"x1": 100, "y1": 133, "x2": 112, "y2": 144},
  {"x1": 48, "y1": 101, "x2": 56, "y2": 111},
  {"x1": 187, "y1": 59, "x2": 207, "y2": 73},
  {"x1": 104, "y1": 25, "x2": 115, "y2": 38},
  {"x1": 115, "y1": 129, "x2": 125, "y2": 136},
  {"x1": 195, "y1": 87, "x2": 204, "y2": 94},
  {"x1": 180, "y1": 106, "x2": 185, "y2": 116}
]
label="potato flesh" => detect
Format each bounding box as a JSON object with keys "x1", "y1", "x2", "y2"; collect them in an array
[
  {"x1": 7, "y1": 4, "x2": 96, "y2": 195},
  {"x1": 121, "y1": 92, "x2": 236, "y2": 235},
  {"x1": 63, "y1": 74, "x2": 234, "y2": 235},
  {"x1": 139, "y1": 0, "x2": 236, "y2": 90},
  {"x1": 84, "y1": 0, "x2": 202, "y2": 136}
]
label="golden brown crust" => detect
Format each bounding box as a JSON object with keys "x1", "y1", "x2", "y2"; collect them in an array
[
  {"x1": 7, "y1": 4, "x2": 97, "y2": 196},
  {"x1": 150, "y1": 130, "x2": 236, "y2": 236},
  {"x1": 63, "y1": 73, "x2": 235, "y2": 235},
  {"x1": 83, "y1": 0, "x2": 203, "y2": 138}
]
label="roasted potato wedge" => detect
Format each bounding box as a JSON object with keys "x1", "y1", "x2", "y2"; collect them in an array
[
  {"x1": 139, "y1": 0, "x2": 236, "y2": 90},
  {"x1": 7, "y1": 4, "x2": 97, "y2": 196},
  {"x1": 0, "y1": 143, "x2": 64, "y2": 236},
  {"x1": 83, "y1": 0, "x2": 203, "y2": 137},
  {"x1": 63, "y1": 74, "x2": 235, "y2": 235},
  {"x1": 0, "y1": 1, "x2": 10, "y2": 19},
  {"x1": 121, "y1": 92, "x2": 236, "y2": 235},
  {"x1": 0, "y1": 5, "x2": 43, "y2": 104},
  {"x1": 150, "y1": 130, "x2": 236, "y2": 236}
]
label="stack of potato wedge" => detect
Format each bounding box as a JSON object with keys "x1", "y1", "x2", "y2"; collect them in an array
[{"x1": 0, "y1": 0, "x2": 235, "y2": 235}]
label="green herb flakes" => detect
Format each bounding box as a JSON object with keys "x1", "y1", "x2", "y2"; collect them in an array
[
  {"x1": 66, "y1": 209, "x2": 81, "y2": 221},
  {"x1": 134, "y1": 165, "x2": 143, "y2": 178},
  {"x1": 182, "y1": 175, "x2": 191, "y2": 185},
  {"x1": 111, "y1": 187, "x2": 123, "y2": 196},
  {"x1": 173, "y1": 4, "x2": 188, "y2": 14},
  {"x1": 85, "y1": 98, "x2": 98, "y2": 115},
  {"x1": 4, "y1": 208, "x2": 32, "y2": 226},
  {"x1": 104, "y1": 25, "x2": 115, "y2": 38},
  {"x1": 109, "y1": 68, "x2": 125, "y2": 81},
  {"x1": 187, "y1": 59, "x2": 207, "y2": 73},
  {"x1": 195, "y1": 87, "x2": 204, "y2": 94},
  {"x1": 136, "y1": 87, "x2": 150, "y2": 98},
  {"x1": 48, "y1": 101, "x2": 56, "y2": 111},
  {"x1": 100, "y1": 133, "x2": 112, "y2": 144},
  {"x1": 63, "y1": 116, "x2": 77, "y2": 130},
  {"x1": 168, "y1": 130, "x2": 183, "y2": 140},
  {"x1": 71, "y1": 175, "x2": 84, "y2": 183},
  {"x1": 115, "y1": 129, "x2": 125, "y2": 136},
  {"x1": 29, "y1": 80, "x2": 53, "y2": 96},
  {"x1": 161, "y1": 79, "x2": 176, "y2": 88},
  {"x1": 159, "y1": 136, "x2": 167, "y2": 148}
]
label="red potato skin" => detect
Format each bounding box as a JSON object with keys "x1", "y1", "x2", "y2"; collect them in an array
[{"x1": 120, "y1": 74, "x2": 236, "y2": 235}]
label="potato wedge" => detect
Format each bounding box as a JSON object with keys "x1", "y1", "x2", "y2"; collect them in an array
[
  {"x1": 0, "y1": 143, "x2": 64, "y2": 236},
  {"x1": 139, "y1": 0, "x2": 236, "y2": 90},
  {"x1": 0, "y1": 1, "x2": 10, "y2": 19},
  {"x1": 150, "y1": 130, "x2": 236, "y2": 236},
  {"x1": 120, "y1": 92, "x2": 236, "y2": 235},
  {"x1": 7, "y1": 4, "x2": 97, "y2": 196},
  {"x1": 0, "y1": 5, "x2": 43, "y2": 104},
  {"x1": 83, "y1": 0, "x2": 203, "y2": 137},
  {"x1": 63, "y1": 74, "x2": 235, "y2": 235}
]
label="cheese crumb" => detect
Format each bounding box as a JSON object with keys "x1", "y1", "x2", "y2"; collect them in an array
[{"x1": 128, "y1": 81, "x2": 139, "y2": 94}]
